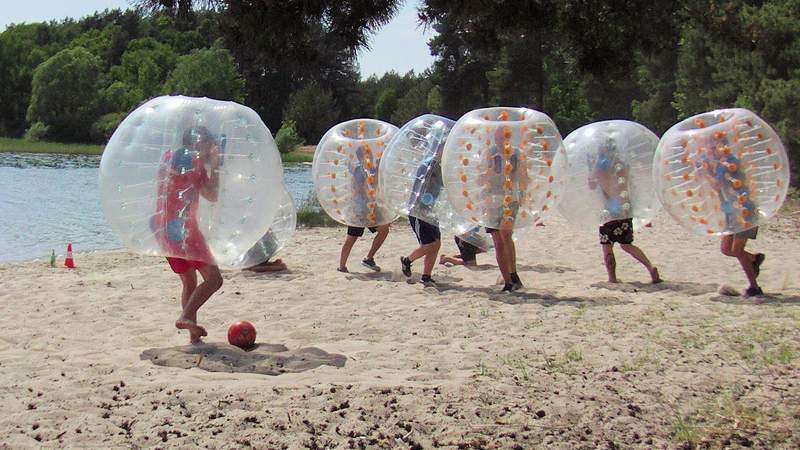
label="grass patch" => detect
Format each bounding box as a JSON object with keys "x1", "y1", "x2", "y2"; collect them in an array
[
  {"x1": 0, "y1": 137, "x2": 103, "y2": 155},
  {"x1": 671, "y1": 411, "x2": 699, "y2": 444},
  {"x1": 620, "y1": 346, "x2": 663, "y2": 372},
  {"x1": 281, "y1": 150, "x2": 313, "y2": 163},
  {"x1": 1, "y1": 136, "x2": 314, "y2": 163},
  {"x1": 674, "y1": 384, "x2": 795, "y2": 447},
  {"x1": 726, "y1": 322, "x2": 796, "y2": 369},
  {"x1": 541, "y1": 346, "x2": 584, "y2": 375},
  {"x1": 475, "y1": 360, "x2": 491, "y2": 378},
  {"x1": 296, "y1": 190, "x2": 340, "y2": 228}
]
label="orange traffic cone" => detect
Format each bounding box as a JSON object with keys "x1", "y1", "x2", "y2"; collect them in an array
[{"x1": 64, "y1": 243, "x2": 75, "y2": 269}]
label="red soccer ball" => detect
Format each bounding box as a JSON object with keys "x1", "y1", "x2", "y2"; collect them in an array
[{"x1": 227, "y1": 321, "x2": 257, "y2": 349}]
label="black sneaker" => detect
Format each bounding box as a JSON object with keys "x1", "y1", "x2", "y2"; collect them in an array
[
  {"x1": 753, "y1": 253, "x2": 765, "y2": 278},
  {"x1": 745, "y1": 286, "x2": 763, "y2": 297},
  {"x1": 511, "y1": 280, "x2": 523, "y2": 291},
  {"x1": 501, "y1": 283, "x2": 514, "y2": 292},
  {"x1": 400, "y1": 257, "x2": 412, "y2": 277},
  {"x1": 362, "y1": 258, "x2": 381, "y2": 272},
  {"x1": 421, "y1": 275, "x2": 436, "y2": 286}
]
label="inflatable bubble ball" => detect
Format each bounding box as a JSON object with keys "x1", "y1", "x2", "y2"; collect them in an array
[
  {"x1": 442, "y1": 107, "x2": 566, "y2": 231},
  {"x1": 312, "y1": 119, "x2": 399, "y2": 227},
  {"x1": 99, "y1": 95, "x2": 284, "y2": 267},
  {"x1": 653, "y1": 108, "x2": 790, "y2": 236},
  {"x1": 380, "y1": 114, "x2": 455, "y2": 226},
  {"x1": 558, "y1": 120, "x2": 661, "y2": 231}
]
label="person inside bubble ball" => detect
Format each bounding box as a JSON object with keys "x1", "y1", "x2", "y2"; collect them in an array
[
  {"x1": 588, "y1": 138, "x2": 661, "y2": 284},
  {"x1": 153, "y1": 125, "x2": 223, "y2": 344},
  {"x1": 243, "y1": 230, "x2": 288, "y2": 273},
  {"x1": 338, "y1": 143, "x2": 390, "y2": 273},
  {"x1": 696, "y1": 126, "x2": 765, "y2": 296},
  {"x1": 400, "y1": 139, "x2": 444, "y2": 285},
  {"x1": 482, "y1": 118, "x2": 527, "y2": 292},
  {"x1": 440, "y1": 227, "x2": 487, "y2": 267}
]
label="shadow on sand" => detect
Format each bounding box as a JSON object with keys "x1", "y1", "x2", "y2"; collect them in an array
[
  {"x1": 425, "y1": 281, "x2": 627, "y2": 307},
  {"x1": 709, "y1": 292, "x2": 800, "y2": 306},
  {"x1": 141, "y1": 342, "x2": 346, "y2": 376},
  {"x1": 590, "y1": 280, "x2": 719, "y2": 296}
]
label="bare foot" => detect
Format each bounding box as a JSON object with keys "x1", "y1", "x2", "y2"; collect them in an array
[
  {"x1": 650, "y1": 267, "x2": 663, "y2": 284},
  {"x1": 607, "y1": 278, "x2": 620, "y2": 284},
  {"x1": 439, "y1": 254, "x2": 446, "y2": 265},
  {"x1": 176, "y1": 317, "x2": 208, "y2": 338},
  {"x1": 190, "y1": 331, "x2": 205, "y2": 345}
]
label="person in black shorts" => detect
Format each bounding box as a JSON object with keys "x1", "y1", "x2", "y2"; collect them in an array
[
  {"x1": 440, "y1": 235, "x2": 485, "y2": 267},
  {"x1": 589, "y1": 140, "x2": 661, "y2": 284},
  {"x1": 598, "y1": 218, "x2": 661, "y2": 284},
  {"x1": 400, "y1": 216, "x2": 441, "y2": 285},
  {"x1": 338, "y1": 224, "x2": 390, "y2": 273}
]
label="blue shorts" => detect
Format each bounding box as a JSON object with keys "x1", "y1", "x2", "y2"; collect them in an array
[{"x1": 409, "y1": 216, "x2": 440, "y2": 245}]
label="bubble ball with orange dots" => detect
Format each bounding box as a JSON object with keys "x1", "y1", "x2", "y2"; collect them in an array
[
  {"x1": 441, "y1": 107, "x2": 566, "y2": 231},
  {"x1": 558, "y1": 120, "x2": 661, "y2": 231},
  {"x1": 312, "y1": 119, "x2": 399, "y2": 227},
  {"x1": 653, "y1": 108, "x2": 790, "y2": 236}
]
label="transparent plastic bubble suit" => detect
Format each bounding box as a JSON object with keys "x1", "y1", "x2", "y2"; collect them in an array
[
  {"x1": 232, "y1": 186, "x2": 296, "y2": 269},
  {"x1": 312, "y1": 119, "x2": 399, "y2": 227},
  {"x1": 99, "y1": 95, "x2": 283, "y2": 267},
  {"x1": 653, "y1": 108, "x2": 790, "y2": 236},
  {"x1": 559, "y1": 120, "x2": 660, "y2": 231},
  {"x1": 442, "y1": 107, "x2": 566, "y2": 230},
  {"x1": 379, "y1": 114, "x2": 482, "y2": 236}
]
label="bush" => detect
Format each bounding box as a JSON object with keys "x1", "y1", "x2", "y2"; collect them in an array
[
  {"x1": 274, "y1": 119, "x2": 304, "y2": 154},
  {"x1": 296, "y1": 190, "x2": 340, "y2": 228},
  {"x1": 24, "y1": 122, "x2": 49, "y2": 141},
  {"x1": 91, "y1": 112, "x2": 127, "y2": 143}
]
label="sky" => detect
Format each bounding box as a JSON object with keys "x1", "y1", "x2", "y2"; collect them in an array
[{"x1": 0, "y1": 0, "x2": 436, "y2": 79}]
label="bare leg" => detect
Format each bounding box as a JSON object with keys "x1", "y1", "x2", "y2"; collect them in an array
[
  {"x1": 602, "y1": 244, "x2": 618, "y2": 283},
  {"x1": 421, "y1": 240, "x2": 441, "y2": 276},
  {"x1": 501, "y1": 229, "x2": 516, "y2": 273},
  {"x1": 246, "y1": 259, "x2": 288, "y2": 273},
  {"x1": 339, "y1": 234, "x2": 358, "y2": 271},
  {"x1": 620, "y1": 244, "x2": 661, "y2": 283},
  {"x1": 721, "y1": 236, "x2": 758, "y2": 288},
  {"x1": 491, "y1": 231, "x2": 511, "y2": 285},
  {"x1": 366, "y1": 224, "x2": 390, "y2": 260},
  {"x1": 178, "y1": 270, "x2": 198, "y2": 311},
  {"x1": 440, "y1": 254, "x2": 465, "y2": 266},
  {"x1": 176, "y1": 264, "x2": 222, "y2": 344}
]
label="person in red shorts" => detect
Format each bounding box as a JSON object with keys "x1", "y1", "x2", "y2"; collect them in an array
[{"x1": 153, "y1": 126, "x2": 223, "y2": 344}]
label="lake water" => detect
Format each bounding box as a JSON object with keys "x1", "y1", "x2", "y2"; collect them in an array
[{"x1": 0, "y1": 153, "x2": 313, "y2": 263}]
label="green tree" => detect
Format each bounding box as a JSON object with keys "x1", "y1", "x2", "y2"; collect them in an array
[
  {"x1": 26, "y1": 46, "x2": 103, "y2": 142},
  {"x1": 0, "y1": 23, "x2": 59, "y2": 136},
  {"x1": 391, "y1": 78, "x2": 433, "y2": 125},
  {"x1": 164, "y1": 42, "x2": 244, "y2": 101},
  {"x1": 137, "y1": 0, "x2": 401, "y2": 130},
  {"x1": 374, "y1": 88, "x2": 398, "y2": 123},
  {"x1": 109, "y1": 37, "x2": 178, "y2": 101},
  {"x1": 672, "y1": 0, "x2": 799, "y2": 179},
  {"x1": 283, "y1": 83, "x2": 340, "y2": 143}
]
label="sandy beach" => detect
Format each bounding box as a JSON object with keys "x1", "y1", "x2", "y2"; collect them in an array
[{"x1": 0, "y1": 212, "x2": 798, "y2": 449}]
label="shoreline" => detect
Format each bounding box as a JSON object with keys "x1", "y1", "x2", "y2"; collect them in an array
[{"x1": 0, "y1": 137, "x2": 314, "y2": 163}]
